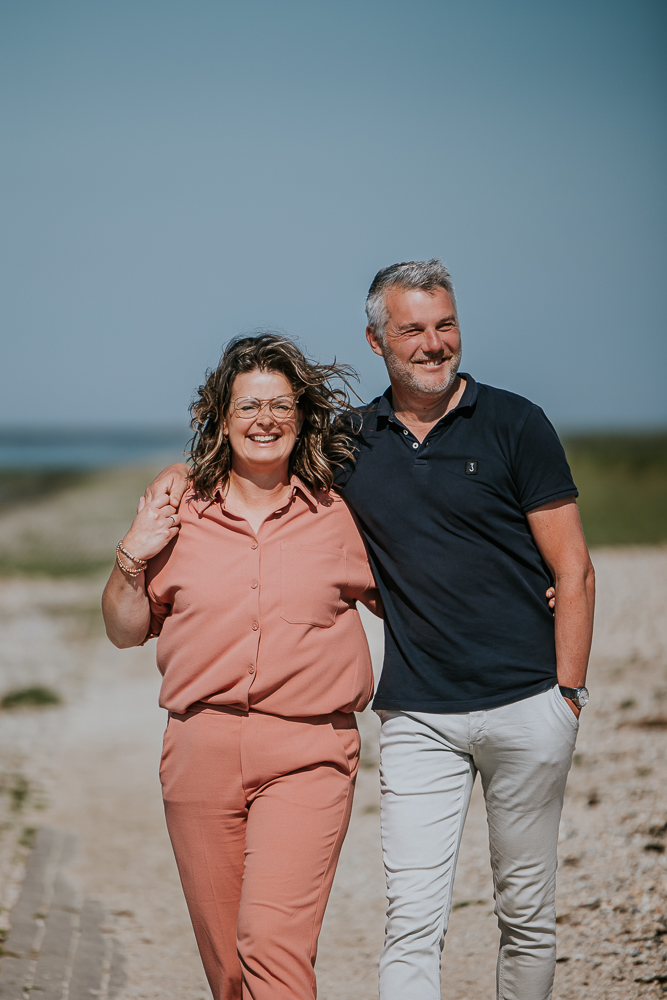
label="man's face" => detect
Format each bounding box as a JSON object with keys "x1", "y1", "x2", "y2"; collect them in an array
[{"x1": 366, "y1": 286, "x2": 462, "y2": 396}]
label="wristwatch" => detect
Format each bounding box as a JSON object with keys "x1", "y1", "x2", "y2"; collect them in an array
[{"x1": 559, "y1": 685, "x2": 589, "y2": 709}]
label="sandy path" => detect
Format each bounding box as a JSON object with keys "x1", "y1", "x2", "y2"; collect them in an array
[{"x1": 0, "y1": 540, "x2": 665, "y2": 998}]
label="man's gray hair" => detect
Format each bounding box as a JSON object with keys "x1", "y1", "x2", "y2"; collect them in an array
[{"x1": 365, "y1": 259, "x2": 457, "y2": 340}]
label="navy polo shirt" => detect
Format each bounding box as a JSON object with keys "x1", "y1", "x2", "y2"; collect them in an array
[{"x1": 335, "y1": 374, "x2": 578, "y2": 713}]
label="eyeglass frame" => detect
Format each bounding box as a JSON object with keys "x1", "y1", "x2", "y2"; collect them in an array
[{"x1": 229, "y1": 393, "x2": 302, "y2": 421}]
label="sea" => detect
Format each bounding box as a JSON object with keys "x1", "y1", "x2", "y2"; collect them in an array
[{"x1": 0, "y1": 427, "x2": 190, "y2": 469}]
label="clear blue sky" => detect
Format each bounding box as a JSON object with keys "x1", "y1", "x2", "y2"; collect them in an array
[{"x1": 1, "y1": 0, "x2": 665, "y2": 430}]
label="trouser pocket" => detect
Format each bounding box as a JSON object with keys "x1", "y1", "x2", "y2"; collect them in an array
[{"x1": 551, "y1": 683, "x2": 580, "y2": 732}]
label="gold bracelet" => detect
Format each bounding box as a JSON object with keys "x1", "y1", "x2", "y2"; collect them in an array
[
  {"x1": 116, "y1": 550, "x2": 144, "y2": 578},
  {"x1": 117, "y1": 541, "x2": 148, "y2": 569}
]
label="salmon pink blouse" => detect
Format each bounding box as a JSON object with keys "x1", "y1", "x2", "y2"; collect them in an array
[{"x1": 145, "y1": 478, "x2": 380, "y2": 716}]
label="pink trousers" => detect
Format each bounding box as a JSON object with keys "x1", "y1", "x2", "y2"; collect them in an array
[{"x1": 159, "y1": 705, "x2": 360, "y2": 999}]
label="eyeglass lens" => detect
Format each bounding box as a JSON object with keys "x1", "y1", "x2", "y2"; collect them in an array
[{"x1": 232, "y1": 396, "x2": 297, "y2": 419}]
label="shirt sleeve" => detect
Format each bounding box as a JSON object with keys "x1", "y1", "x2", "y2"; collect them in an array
[
  {"x1": 141, "y1": 556, "x2": 172, "y2": 643},
  {"x1": 146, "y1": 591, "x2": 170, "y2": 638},
  {"x1": 512, "y1": 405, "x2": 578, "y2": 513}
]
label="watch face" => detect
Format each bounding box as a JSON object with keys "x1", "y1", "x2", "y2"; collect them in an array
[{"x1": 577, "y1": 687, "x2": 590, "y2": 708}]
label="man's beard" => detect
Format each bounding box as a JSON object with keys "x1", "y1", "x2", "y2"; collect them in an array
[{"x1": 382, "y1": 347, "x2": 462, "y2": 396}]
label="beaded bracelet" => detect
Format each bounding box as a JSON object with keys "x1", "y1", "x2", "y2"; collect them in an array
[
  {"x1": 116, "y1": 551, "x2": 143, "y2": 578},
  {"x1": 117, "y1": 541, "x2": 148, "y2": 569},
  {"x1": 116, "y1": 543, "x2": 146, "y2": 577}
]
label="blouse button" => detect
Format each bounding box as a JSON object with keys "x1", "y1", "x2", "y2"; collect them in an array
[
  {"x1": 252, "y1": 621, "x2": 259, "y2": 631},
  {"x1": 248, "y1": 665, "x2": 255, "y2": 674},
  {"x1": 251, "y1": 580, "x2": 258, "y2": 589},
  {"x1": 251, "y1": 541, "x2": 258, "y2": 550}
]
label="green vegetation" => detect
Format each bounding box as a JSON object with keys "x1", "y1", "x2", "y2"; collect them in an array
[
  {"x1": 0, "y1": 774, "x2": 32, "y2": 812},
  {"x1": 0, "y1": 468, "x2": 90, "y2": 511},
  {"x1": 563, "y1": 431, "x2": 667, "y2": 546},
  {"x1": 0, "y1": 438, "x2": 664, "y2": 576},
  {"x1": 1, "y1": 685, "x2": 62, "y2": 710},
  {"x1": 11, "y1": 776, "x2": 30, "y2": 811},
  {"x1": 0, "y1": 464, "x2": 160, "y2": 577},
  {"x1": 0, "y1": 551, "x2": 111, "y2": 577},
  {"x1": 19, "y1": 826, "x2": 36, "y2": 848}
]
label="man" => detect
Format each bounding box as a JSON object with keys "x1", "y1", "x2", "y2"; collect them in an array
[{"x1": 148, "y1": 259, "x2": 594, "y2": 1000}]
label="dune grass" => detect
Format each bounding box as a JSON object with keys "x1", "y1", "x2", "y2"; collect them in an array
[
  {"x1": 1, "y1": 685, "x2": 62, "y2": 710},
  {"x1": 0, "y1": 464, "x2": 160, "y2": 578},
  {"x1": 564, "y1": 431, "x2": 667, "y2": 546},
  {"x1": 0, "y1": 469, "x2": 91, "y2": 511},
  {"x1": 0, "y1": 551, "x2": 112, "y2": 577},
  {"x1": 0, "y1": 436, "x2": 664, "y2": 577}
]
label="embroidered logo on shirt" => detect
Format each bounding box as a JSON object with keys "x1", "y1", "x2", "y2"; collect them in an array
[{"x1": 465, "y1": 460, "x2": 478, "y2": 475}]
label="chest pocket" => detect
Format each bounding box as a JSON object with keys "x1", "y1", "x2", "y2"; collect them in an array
[{"x1": 280, "y1": 543, "x2": 346, "y2": 628}]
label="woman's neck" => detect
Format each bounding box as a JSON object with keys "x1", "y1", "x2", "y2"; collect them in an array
[{"x1": 224, "y1": 465, "x2": 293, "y2": 532}]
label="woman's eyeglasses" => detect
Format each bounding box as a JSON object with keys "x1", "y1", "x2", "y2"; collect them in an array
[{"x1": 231, "y1": 395, "x2": 299, "y2": 421}]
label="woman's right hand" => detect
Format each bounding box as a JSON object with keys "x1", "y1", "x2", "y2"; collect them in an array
[{"x1": 121, "y1": 492, "x2": 181, "y2": 563}]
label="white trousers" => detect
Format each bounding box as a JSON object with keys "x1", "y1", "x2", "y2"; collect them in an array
[{"x1": 377, "y1": 684, "x2": 579, "y2": 1000}]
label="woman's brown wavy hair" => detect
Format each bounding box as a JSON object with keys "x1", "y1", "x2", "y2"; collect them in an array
[{"x1": 187, "y1": 333, "x2": 361, "y2": 499}]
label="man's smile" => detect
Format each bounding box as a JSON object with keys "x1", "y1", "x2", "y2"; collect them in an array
[{"x1": 412, "y1": 357, "x2": 449, "y2": 367}]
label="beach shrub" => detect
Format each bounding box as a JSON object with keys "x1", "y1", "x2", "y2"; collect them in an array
[{"x1": 1, "y1": 685, "x2": 62, "y2": 710}]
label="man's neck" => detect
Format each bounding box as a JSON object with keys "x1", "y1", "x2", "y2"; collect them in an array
[{"x1": 390, "y1": 375, "x2": 466, "y2": 442}]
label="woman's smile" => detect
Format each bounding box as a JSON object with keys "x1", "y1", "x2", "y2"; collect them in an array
[{"x1": 247, "y1": 432, "x2": 281, "y2": 444}]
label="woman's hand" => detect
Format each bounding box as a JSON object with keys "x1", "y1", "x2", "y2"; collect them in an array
[
  {"x1": 122, "y1": 492, "x2": 181, "y2": 562},
  {"x1": 546, "y1": 586, "x2": 555, "y2": 613},
  {"x1": 102, "y1": 492, "x2": 179, "y2": 649}
]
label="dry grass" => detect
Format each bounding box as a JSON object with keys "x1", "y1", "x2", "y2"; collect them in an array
[{"x1": 0, "y1": 465, "x2": 162, "y2": 577}]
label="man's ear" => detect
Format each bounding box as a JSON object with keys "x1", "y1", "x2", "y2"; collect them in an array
[{"x1": 366, "y1": 325, "x2": 385, "y2": 357}]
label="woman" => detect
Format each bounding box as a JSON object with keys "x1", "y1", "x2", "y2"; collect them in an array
[{"x1": 102, "y1": 333, "x2": 381, "y2": 1000}]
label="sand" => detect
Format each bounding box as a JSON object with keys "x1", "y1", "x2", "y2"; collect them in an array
[{"x1": 0, "y1": 471, "x2": 665, "y2": 998}]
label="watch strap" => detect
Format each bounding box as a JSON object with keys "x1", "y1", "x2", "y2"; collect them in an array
[{"x1": 558, "y1": 686, "x2": 580, "y2": 700}]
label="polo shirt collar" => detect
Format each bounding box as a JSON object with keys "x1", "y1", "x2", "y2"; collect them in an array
[{"x1": 375, "y1": 373, "x2": 478, "y2": 427}]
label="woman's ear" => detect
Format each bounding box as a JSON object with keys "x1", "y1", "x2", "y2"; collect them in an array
[{"x1": 295, "y1": 408, "x2": 305, "y2": 438}]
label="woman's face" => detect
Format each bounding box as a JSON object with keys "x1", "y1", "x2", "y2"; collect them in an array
[{"x1": 223, "y1": 369, "x2": 304, "y2": 477}]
